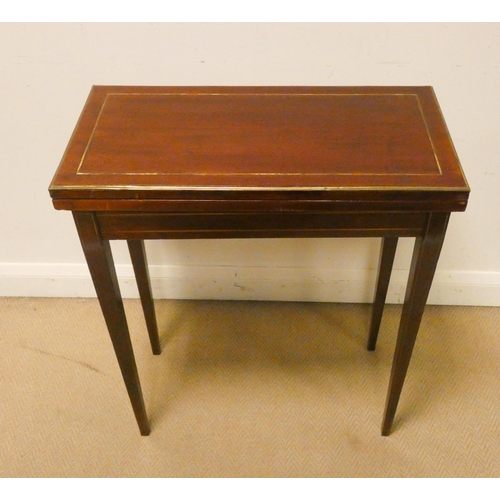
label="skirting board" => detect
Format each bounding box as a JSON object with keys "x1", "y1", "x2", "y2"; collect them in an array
[{"x1": 0, "y1": 263, "x2": 499, "y2": 306}]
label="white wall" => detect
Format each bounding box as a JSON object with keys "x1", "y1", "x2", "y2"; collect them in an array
[{"x1": 1, "y1": 23, "x2": 499, "y2": 305}]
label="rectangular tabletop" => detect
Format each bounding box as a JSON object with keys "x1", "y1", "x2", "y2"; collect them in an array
[{"x1": 49, "y1": 86, "x2": 469, "y2": 212}]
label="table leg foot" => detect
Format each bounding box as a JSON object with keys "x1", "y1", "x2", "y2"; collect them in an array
[
  {"x1": 368, "y1": 237, "x2": 398, "y2": 351},
  {"x1": 128, "y1": 240, "x2": 162, "y2": 355},
  {"x1": 381, "y1": 213, "x2": 449, "y2": 436},
  {"x1": 74, "y1": 213, "x2": 151, "y2": 436}
]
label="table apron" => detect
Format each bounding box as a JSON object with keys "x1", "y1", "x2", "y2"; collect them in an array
[{"x1": 93, "y1": 211, "x2": 432, "y2": 240}]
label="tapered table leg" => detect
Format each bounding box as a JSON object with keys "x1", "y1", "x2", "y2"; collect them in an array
[
  {"x1": 368, "y1": 237, "x2": 398, "y2": 351},
  {"x1": 127, "y1": 240, "x2": 162, "y2": 355},
  {"x1": 381, "y1": 212, "x2": 450, "y2": 436},
  {"x1": 74, "y1": 213, "x2": 150, "y2": 436}
]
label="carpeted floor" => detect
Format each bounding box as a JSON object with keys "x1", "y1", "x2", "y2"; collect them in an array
[{"x1": 1, "y1": 297, "x2": 499, "y2": 477}]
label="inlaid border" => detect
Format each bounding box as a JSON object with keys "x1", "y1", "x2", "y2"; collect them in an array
[{"x1": 75, "y1": 92, "x2": 443, "y2": 177}]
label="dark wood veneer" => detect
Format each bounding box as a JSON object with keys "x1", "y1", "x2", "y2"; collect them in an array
[{"x1": 50, "y1": 86, "x2": 469, "y2": 436}]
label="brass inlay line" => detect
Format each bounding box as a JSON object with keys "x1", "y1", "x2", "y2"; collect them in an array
[
  {"x1": 76, "y1": 92, "x2": 443, "y2": 178},
  {"x1": 53, "y1": 183, "x2": 468, "y2": 192},
  {"x1": 76, "y1": 172, "x2": 441, "y2": 177},
  {"x1": 76, "y1": 93, "x2": 111, "y2": 174},
  {"x1": 415, "y1": 94, "x2": 442, "y2": 174}
]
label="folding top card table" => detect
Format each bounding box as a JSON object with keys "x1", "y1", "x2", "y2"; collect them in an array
[{"x1": 49, "y1": 86, "x2": 469, "y2": 435}]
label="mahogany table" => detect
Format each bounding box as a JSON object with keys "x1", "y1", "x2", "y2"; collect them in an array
[{"x1": 49, "y1": 86, "x2": 469, "y2": 436}]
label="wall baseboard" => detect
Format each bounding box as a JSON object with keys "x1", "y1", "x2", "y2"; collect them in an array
[{"x1": 1, "y1": 263, "x2": 499, "y2": 306}]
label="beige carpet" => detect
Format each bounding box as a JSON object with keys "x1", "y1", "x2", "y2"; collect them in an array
[{"x1": 1, "y1": 297, "x2": 499, "y2": 477}]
